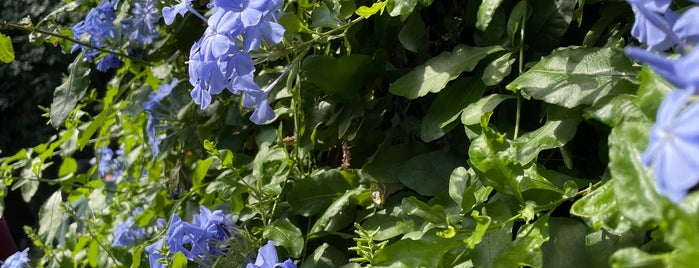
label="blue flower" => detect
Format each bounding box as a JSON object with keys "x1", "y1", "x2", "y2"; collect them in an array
[
  {"x1": 112, "y1": 208, "x2": 147, "y2": 247},
  {"x1": 96, "y1": 53, "x2": 122, "y2": 72},
  {"x1": 246, "y1": 241, "x2": 296, "y2": 268},
  {"x1": 162, "y1": 0, "x2": 193, "y2": 25},
  {"x1": 672, "y1": 7, "x2": 699, "y2": 46},
  {"x1": 1, "y1": 248, "x2": 30, "y2": 268},
  {"x1": 626, "y1": 0, "x2": 682, "y2": 51},
  {"x1": 180, "y1": 0, "x2": 283, "y2": 124},
  {"x1": 145, "y1": 206, "x2": 236, "y2": 266},
  {"x1": 89, "y1": 146, "x2": 126, "y2": 181},
  {"x1": 144, "y1": 79, "x2": 180, "y2": 155},
  {"x1": 123, "y1": 0, "x2": 161, "y2": 46},
  {"x1": 71, "y1": 0, "x2": 120, "y2": 69},
  {"x1": 641, "y1": 90, "x2": 699, "y2": 203},
  {"x1": 625, "y1": 47, "x2": 699, "y2": 92}
]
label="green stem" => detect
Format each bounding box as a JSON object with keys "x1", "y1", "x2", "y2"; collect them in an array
[
  {"x1": 513, "y1": 2, "x2": 527, "y2": 140},
  {"x1": 0, "y1": 21, "x2": 150, "y2": 65}
]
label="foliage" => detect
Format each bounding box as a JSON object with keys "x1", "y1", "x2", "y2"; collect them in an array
[{"x1": 2, "y1": 0, "x2": 699, "y2": 267}]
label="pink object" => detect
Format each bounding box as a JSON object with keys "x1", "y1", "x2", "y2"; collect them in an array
[{"x1": 0, "y1": 218, "x2": 18, "y2": 260}]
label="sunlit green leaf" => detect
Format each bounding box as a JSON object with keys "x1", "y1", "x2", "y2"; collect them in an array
[
  {"x1": 171, "y1": 251, "x2": 188, "y2": 268},
  {"x1": 50, "y1": 52, "x2": 91, "y2": 128},
  {"x1": 38, "y1": 190, "x2": 63, "y2": 245},
  {"x1": 355, "y1": 1, "x2": 386, "y2": 19},
  {"x1": 460, "y1": 94, "x2": 515, "y2": 126},
  {"x1": 507, "y1": 47, "x2": 638, "y2": 109},
  {"x1": 390, "y1": 45, "x2": 502, "y2": 99},
  {"x1": 482, "y1": 52, "x2": 515, "y2": 86},
  {"x1": 0, "y1": 33, "x2": 15, "y2": 63},
  {"x1": 476, "y1": 0, "x2": 504, "y2": 31}
]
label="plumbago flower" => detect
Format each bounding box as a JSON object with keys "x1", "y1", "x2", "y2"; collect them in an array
[
  {"x1": 0, "y1": 248, "x2": 30, "y2": 268},
  {"x1": 72, "y1": 0, "x2": 161, "y2": 71},
  {"x1": 246, "y1": 241, "x2": 296, "y2": 268},
  {"x1": 123, "y1": 0, "x2": 161, "y2": 46},
  {"x1": 163, "y1": 0, "x2": 285, "y2": 124},
  {"x1": 640, "y1": 90, "x2": 699, "y2": 203},
  {"x1": 89, "y1": 146, "x2": 126, "y2": 182},
  {"x1": 625, "y1": 0, "x2": 699, "y2": 202},
  {"x1": 113, "y1": 208, "x2": 148, "y2": 247},
  {"x1": 144, "y1": 79, "x2": 181, "y2": 156},
  {"x1": 145, "y1": 206, "x2": 236, "y2": 267}
]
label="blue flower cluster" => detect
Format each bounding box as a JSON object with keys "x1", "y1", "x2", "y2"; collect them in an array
[
  {"x1": 145, "y1": 205, "x2": 236, "y2": 267},
  {"x1": 162, "y1": 0, "x2": 285, "y2": 124},
  {"x1": 246, "y1": 241, "x2": 296, "y2": 268},
  {"x1": 144, "y1": 79, "x2": 181, "y2": 156},
  {"x1": 113, "y1": 207, "x2": 166, "y2": 247},
  {"x1": 624, "y1": 0, "x2": 699, "y2": 202},
  {"x1": 72, "y1": 0, "x2": 160, "y2": 71},
  {"x1": 89, "y1": 146, "x2": 125, "y2": 182},
  {"x1": 0, "y1": 248, "x2": 29, "y2": 268}
]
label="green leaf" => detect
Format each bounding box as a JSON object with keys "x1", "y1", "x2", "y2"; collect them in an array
[
  {"x1": 38, "y1": 190, "x2": 63, "y2": 245},
  {"x1": 0, "y1": 33, "x2": 15, "y2": 63},
  {"x1": 50, "y1": 53, "x2": 91, "y2": 128},
  {"x1": 583, "y1": 93, "x2": 646, "y2": 126},
  {"x1": 310, "y1": 186, "x2": 364, "y2": 234},
  {"x1": 476, "y1": 0, "x2": 505, "y2": 31},
  {"x1": 570, "y1": 182, "x2": 630, "y2": 233},
  {"x1": 398, "y1": 12, "x2": 426, "y2": 52},
  {"x1": 512, "y1": 107, "x2": 580, "y2": 165},
  {"x1": 132, "y1": 245, "x2": 143, "y2": 268},
  {"x1": 301, "y1": 243, "x2": 347, "y2": 268},
  {"x1": 472, "y1": 201, "x2": 514, "y2": 267},
  {"x1": 585, "y1": 229, "x2": 647, "y2": 267},
  {"x1": 373, "y1": 231, "x2": 461, "y2": 267},
  {"x1": 287, "y1": 169, "x2": 353, "y2": 216},
  {"x1": 526, "y1": 0, "x2": 576, "y2": 52},
  {"x1": 468, "y1": 116, "x2": 525, "y2": 202},
  {"x1": 362, "y1": 143, "x2": 430, "y2": 183},
  {"x1": 460, "y1": 94, "x2": 515, "y2": 126},
  {"x1": 493, "y1": 215, "x2": 550, "y2": 267},
  {"x1": 401, "y1": 196, "x2": 446, "y2": 225},
  {"x1": 464, "y1": 210, "x2": 491, "y2": 248},
  {"x1": 362, "y1": 214, "x2": 416, "y2": 241},
  {"x1": 389, "y1": 45, "x2": 502, "y2": 99},
  {"x1": 387, "y1": 0, "x2": 418, "y2": 18},
  {"x1": 311, "y1": 3, "x2": 343, "y2": 28},
  {"x1": 192, "y1": 157, "x2": 214, "y2": 188},
  {"x1": 58, "y1": 156, "x2": 77, "y2": 177},
  {"x1": 482, "y1": 52, "x2": 515, "y2": 86},
  {"x1": 507, "y1": 46, "x2": 637, "y2": 109},
  {"x1": 634, "y1": 66, "x2": 672, "y2": 120},
  {"x1": 608, "y1": 122, "x2": 662, "y2": 227},
  {"x1": 302, "y1": 54, "x2": 374, "y2": 99},
  {"x1": 88, "y1": 240, "x2": 99, "y2": 267},
  {"x1": 264, "y1": 218, "x2": 304, "y2": 257},
  {"x1": 609, "y1": 248, "x2": 667, "y2": 268},
  {"x1": 279, "y1": 12, "x2": 306, "y2": 33},
  {"x1": 398, "y1": 151, "x2": 462, "y2": 196},
  {"x1": 609, "y1": 122, "x2": 699, "y2": 249},
  {"x1": 171, "y1": 251, "x2": 188, "y2": 268},
  {"x1": 541, "y1": 217, "x2": 592, "y2": 267},
  {"x1": 448, "y1": 167, "x2": 474, "y2": 210},
  {"x1": 507, "y1": 1, "x2": 529, "y2": 43},
  {"x1": 421, "y1": 78, "x2": 485, "y2": 142},
  {"x1": 355, "y1": 1, "x2": 386, "y2": 19}
]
